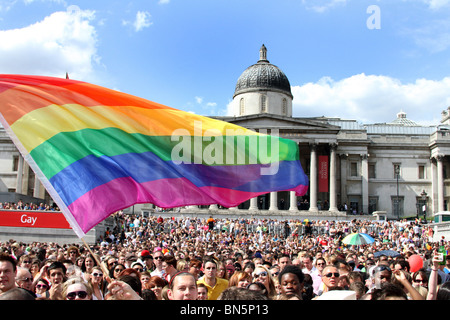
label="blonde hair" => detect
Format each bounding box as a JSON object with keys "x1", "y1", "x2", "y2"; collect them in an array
[{"x1": 62, "y1": 277, "x2": 93, "y2": 300}]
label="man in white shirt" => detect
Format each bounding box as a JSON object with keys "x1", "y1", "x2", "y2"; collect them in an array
[
  {"x1": 302, "y1": 255, "x2": 321, "y2": 295},
  {"x1": 150, "y1": 249, "x2": 165, "y2": 278}
]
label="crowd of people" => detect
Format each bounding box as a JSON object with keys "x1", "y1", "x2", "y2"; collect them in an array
[
  {"x1": 0, "y1": 200, "x2": 59, "y2": 211},
  {"x1": 0, "y1": 212, "x2": 449, "y2": 301}
]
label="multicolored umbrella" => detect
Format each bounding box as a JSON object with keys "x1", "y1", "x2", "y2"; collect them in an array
[{"x1": 342, "y1": 233, "x2": 375, "y2": 245}]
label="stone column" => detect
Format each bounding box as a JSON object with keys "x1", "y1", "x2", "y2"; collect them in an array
[
  {"x1": 329, "y1": 144, "x2": 338, "y2": 212},
  {"x1": 340, "y1": 154, "x2": 348, "y2": 209},
  {"x1": 361, "y1": 154, "x2": 369, "y2": 214},
  {"x1": 309, "y1": 143, "x2": 318, "y2": 212},
  {"x1": 289, "y1": 191, "x2": 298, "y2": 211},
  {"x1": 33, "y1": 175, "x2": 41, "y2": 198},
  {"x1": 269, "y1": 192, "x2": 278, "y2": 211},
  {"x1": 437, "y1": 155, "x2": 445, "y2": 212},
  {"x1": 431, "y1": 158, "x2": 438, "y2": 213},
  {"x1": 249, "y1": 197, "x2": 258, "y2": 211},
  {"x1": 22, "y1": 162, "x2": 30, "y2": 195},
  {"x1": 16, "y1": 154, "x2": 24, "y2": 194}
]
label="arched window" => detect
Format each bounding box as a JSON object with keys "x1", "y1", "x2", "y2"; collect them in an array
[
  {"x1": 260, "y1": 95, "x2": 267, "y2": 113},
  {"x1": 240, "y1": 98, "x2": 245, "y2": 115}
]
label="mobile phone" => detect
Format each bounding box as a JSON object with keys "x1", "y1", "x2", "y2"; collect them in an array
[{"x1": 436, "y1": 253, "x2": 444, "y2": 262}]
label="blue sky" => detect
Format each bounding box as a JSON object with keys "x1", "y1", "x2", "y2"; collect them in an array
[{"x1": 1, "y1": 0, "x2": 450, "y2": 125}]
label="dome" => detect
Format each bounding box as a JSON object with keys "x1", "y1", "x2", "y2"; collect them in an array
[
  {"x1": 233, "y1": 44, "x2": 293, "y2": 99},
  {"x1": 389, "y1": 110, "x2": 419, "y2": 126}
]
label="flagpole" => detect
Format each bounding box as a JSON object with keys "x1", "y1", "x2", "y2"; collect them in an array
[{"x1": 80, "y1": 237, "x2": 112, "y2": 283}]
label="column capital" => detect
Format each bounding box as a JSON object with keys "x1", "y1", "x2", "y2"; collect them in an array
[
  {"x1": 309, "y1": 142, "x2": 318, "y2": 150},
  {"x1": 360, "y1": 153, "x2": 369, "y2": 160},
  {"x1": 329, "y1": 142, "x2": 338, "y2": 150}
]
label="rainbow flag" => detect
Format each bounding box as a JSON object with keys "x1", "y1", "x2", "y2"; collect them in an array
[{"x1": 0, "y1": 75, "x2": 308, "y2": 237}]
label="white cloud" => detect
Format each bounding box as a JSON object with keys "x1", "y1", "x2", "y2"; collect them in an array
[
  {"x1": 158, "y1": 0, "x2": 170, "y2": 4},
  {"x1": 133, "y1": 11, "x2": 152, "y2": 32},
  {"x1": 0, "y1": 7, "x2": 99, "y2": 80},
  {"x1": 195, "y1": 96, "x2": 203, "y2": 104},
  {"x1": 422, "y1": 0, "x2": 450, "y2": 9},
  {"x1": 301, "y1": 0, "x2": 347, "y2": 13},
  {"x1": 405, "y1": 19, "x2": 450, "y2": 53},
  {"x1": 291, "y1": 74, "x2": 450, "y2": 125}
]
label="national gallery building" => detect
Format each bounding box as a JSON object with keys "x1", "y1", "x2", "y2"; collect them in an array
[{"x1": 1, "y1": 45, "x2": 450, "y2": 220}]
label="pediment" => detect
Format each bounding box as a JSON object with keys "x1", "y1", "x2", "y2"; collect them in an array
[{"x1": 212, "y1": 114, "x2": 340, "y2": 132}]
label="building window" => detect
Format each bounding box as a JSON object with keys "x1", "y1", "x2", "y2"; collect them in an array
[
  {"x1": 369, "y1": 163, "x2": 376, "y2": 179},
  {"x1": 260, "y1": 95, "x2": 267, "y2": 113},
  {"x1": 282, "y1": 98, "x2": 287, "y2": 115},
  {"x1": 12, "y1": 155, "x2": 19, "y2": 171},
  {"x1": 418, "y1": 165, "x2": 425, "y2": 179},
  {"x1": 350, "y1": 162, "x2": 358, "y2": 177},
  {"x1": 240, "y1": 98, "x2": 245, "y2": 115}
]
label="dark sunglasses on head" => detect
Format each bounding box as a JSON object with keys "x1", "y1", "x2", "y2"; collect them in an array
[
  {"x1": 66, "y1": 291, "x2": 88, "y2": 300},
  {"x1": 324, "y1": 272, "x2": 340, "y2": 278},
  {"x1": 374, "y1": 266, "x2": 391, "y2": 273}
]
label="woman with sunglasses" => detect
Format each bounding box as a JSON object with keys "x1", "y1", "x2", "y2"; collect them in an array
[
  {"x1": 34, "y1": 278, "x2": 50, "y2": 298},
  {"x1": 109, "y1": 263, "x2": 126, "y2": 280},
  {"x1": 62, "y1": 277, "x2": 93, "y2": 301},
  {"x1": 88, "y1": 266, "x2": 106, "y2": 300},
  {"x1": 252, "y1": 265, "x2": 277, "y2": 299}
]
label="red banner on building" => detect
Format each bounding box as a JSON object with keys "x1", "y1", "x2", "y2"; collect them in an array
[
  {"x1": 318, "y1": 155, "x2": 329, "y2": 192},
  {"x1": 0, "y1": 210, "x2": 71, "y2": 229}
]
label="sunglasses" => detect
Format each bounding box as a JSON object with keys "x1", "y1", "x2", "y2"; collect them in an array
[
  {"x1": 36, "y1": 284, "x2": 48, "y2": 289},
  {"x1": 114, "y1": 268, "x2": 124, "y2": 273},
  {"x1": 92, "y1": 273, "x2": 103, "y2": 277},
  {"x1": 324, "y1": 272, "x2": 340, "y2": 278},
  {"x1": 254, "y1": 271, "x2": 268, "y2": 278},
  {"x1": 17, "y1": 277, "x2": 32, "y2": 282},
  {"x1": 66, "y1": 291, "x2": 88, "y2": 300},
  {"x1": 154, "y1": 256, "x2": 163, "y2": 260},
  {"x1": 22, "y1": 261, "x2": 31, "y2": 264},
  {"x1": 134, "y1": 268, "x2": 143, "y2": 272}
]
